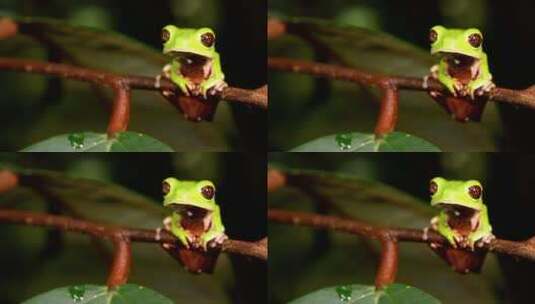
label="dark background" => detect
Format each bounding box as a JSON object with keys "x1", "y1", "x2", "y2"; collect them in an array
[
  {"x1": 269, "y1": 0, "x2": 535, "y2": 152},
  {"x1": 0, "y1": 152, "x2": 266, "y2": 304},
  {"x1": 0, "y1": 0, "x2": 266, "y2": 151},
  {"x1": 269, "y1": 153, "x2": 535, "y2": 304}
]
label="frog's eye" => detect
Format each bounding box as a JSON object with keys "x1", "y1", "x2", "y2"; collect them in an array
[
  {"x1": 200, "y1": 32, "x2": 215, "y2": 47},
  {"x1": 468, "y1": 33, "x2": 482, "y2": 48},
  {"x1": 201, "y1": 185, "x2": 215, "y2": 199},
  {"x1": 161, "y1": 29, "x2": 170, "y2": 43},
  {"x1": 162, "y1": 181, "x2": 171, "y2": 195},
  {"x1": 429, "y1": 181, "x2": 438, "y2": 195},
  {"x1": 468, "y1": 185, "x2": 482, "y2": 199},
  {"x1": 429, "y1": 29, "x2": 438, "y2": 43}
]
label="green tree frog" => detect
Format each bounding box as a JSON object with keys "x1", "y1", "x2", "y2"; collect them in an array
[
  {"x1": 161, "y1": 178, "x2": 227, "y2": 250},
  {"x1": 429, "y1": 177, "x2": 494, "y2": 250},
  {"x1": 426, "y1": 26, "x2": 495, "y2": 122},
  {"x1": 160, "y1": 25, "x2": 227, "y2": 98}
]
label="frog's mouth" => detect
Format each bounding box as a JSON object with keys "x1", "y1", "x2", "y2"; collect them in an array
[
  {"x1": 168, "y1": 52, "x2": 213, "y2": 79},
  {"x1": 436, "y1": 203, "x2": 481, "y2": 232},
  {"x1": 167, "y1": 203, "x2": 213, "y2": 231},
  {"x1": 440, "y1": 53, "x2": 481, "y2": 81}
]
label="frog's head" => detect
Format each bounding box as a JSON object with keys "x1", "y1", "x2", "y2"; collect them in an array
[
  {"x1": 429, "y1": 26, "x2": 484, "y2": 60},
  {"x1": 429, "y1": 177, "x2": 484, "y2": 211},
  {"x1": 162, "y1": 177, "x2": 217, "y2": 211},
  {"x1": 161, "y1": 25, "x2": 217, "y2": 59}
]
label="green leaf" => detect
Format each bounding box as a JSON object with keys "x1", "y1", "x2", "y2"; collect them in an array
[
  {"x1": 0, "y1": 17, "x2": 233, "y2": 150},
  {"x1": 9, "y1": 16, "x2": 166, "y2": 75},
  {"x1": 1, "y1": 167, "x2": 166, "y2": 227},
  {"x1": 269, "y1": 18, "x2": 500, "y2": 152},
  {"x1": 22, "y1": 284, "x2": 174, "y2": 304},
  {"x1": 270, "y1": 168, "x2": 433, "y2": 227},
  {"x1": 288, "y1": 283, "x2": 440, "y2": 304},
  {"x1": 269, "y1": 168, "x2": 500, "y2": 303},
  {"x1": 284, "y1": 17, "x2": 434, "y2": 76},
  {"x1": 21, "y1": 131, "x2": 173, "y2": 152},
  {"x1": 291, "y1": 132, "x2": 440, "y2": 152},
  {"x1": 0, "y1": 168, "x2": 230, "y2": 303}
]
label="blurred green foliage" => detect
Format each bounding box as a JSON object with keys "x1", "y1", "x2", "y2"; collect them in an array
[
  {"x1": 269, "y1": 1, "x2": 535, "y2": 151},
  {"x1": 269, "y1": 153, "x2": 535, "y2": 304},
  {"x1": 0, "y1": 153, "x2": 266, "y2": 304},
  {"x1": 0, "y1": 0, "x2": 266, "y2": 151}
]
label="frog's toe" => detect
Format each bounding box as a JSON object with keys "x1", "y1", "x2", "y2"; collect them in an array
[
  {"x1": 214, "y1": 233, "x2": 228, "y2": 244},
  {"x1": 206, "y1": 87, "x2": 219, "y2": 96},
  {"x1": 429, "y1": 242, "x2": 441, "y2": 249},
  {"x1": 479, "y1": 234, "x2": 496, "y2": 245},
  {"x1": 446, "y1": 85, "x2": 458, "y2": 97},
  {"x1": 482, "y1": 83, "x2": 496, "y2": 93},
  {"x1": 178, "y1": 87, "x2": 190, "y2": 96}
]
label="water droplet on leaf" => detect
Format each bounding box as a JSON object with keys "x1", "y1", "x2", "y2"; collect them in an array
[
  {"x1": 68, "y1": 133, "x2": 85, "y2": 150},
  {"x1": 335, "y1": 134, "x2": 353, "y2": 150},
  {"x1": 68, "y1": 285, "x2": 86, "y2": 302},
  {"x1": 335, "y1": 285, "x2": 353, "y2": 302}
]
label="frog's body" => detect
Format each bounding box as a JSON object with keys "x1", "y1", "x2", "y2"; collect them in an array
[
  {"x1": 160, "y1": 26, "x2": 227, "y2": 98},
  {"x1": 427, "y1": 26, "x2": 495, "y2": 122},
  {"x1": 162, "y1": 178, "x2": 227, "y2": 250},
  {"x1": 428, "y1": 177, "x2": 495, "y2": 274},
  {"x1": 429, "y1": 177, "x2": 494, "y2": 249}
]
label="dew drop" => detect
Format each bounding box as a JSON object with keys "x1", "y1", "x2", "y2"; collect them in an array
[
  {"x1": 68, "y1": 285, "x2": 86, "y2": 302},
  {"x1": 335, "y1": 134, "x2": 353, "y2": 151},
  {"x1": 335, "y1": 285, "x2": 353, "y2": 302},
  {"x1": 68, "y1": 133, "x2": 85, "y2": 150}
]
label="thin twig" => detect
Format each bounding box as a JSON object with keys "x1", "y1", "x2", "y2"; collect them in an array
[
  {"x1": 268, "y1": 57, "x2": 535, "y2": 111},
  {"x1": 107, "y1": 235, "x2": 131, "y2": 288},
  {"x1": 0, "y1": 209, "x2": 267, "y2": 260},
  {"x1": 0, "y1": 170, "x2": 18, "y2": 193},
  {"x1": 375, "y1": 83, "x2": 399, "y2": 136},
  {"x1": 268, "y1": 209, "x2": 535, "y2": 261},
  {"x1": 0, "y1": 208, "x2": 267, "y2": 287},
  {"x1": 108, "y1": 83, "x2": 130, "y2": 136},
  {"x1": 375, "y1": 237, "x2": 398, "y2": 289},
  {"x1": 0, "y1": 57, "x2": 268, "y2": 137},
  {"x1": 267, "y1": 169, "x2": 286, "y2": 192}
]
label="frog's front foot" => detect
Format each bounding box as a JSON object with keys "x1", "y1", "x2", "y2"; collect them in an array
[
  {"x1": 430, "y1": 217, "x2": 439, "y2": 230},
  {"x1": 209, "y1": 81, "x2": 228, "y2": 95},
  {"x1": 163, "y1": 216, "x2": 173, "y2": 230},
  {"x1": 473, "y1": 82, "x2": 496, "y2": 98},
  {"x1": 453, "y1": 82, "x2": 467, "y2": 97},
  {"x1": 475, "y1": 234, "x2": 495, "y2": 248},
  {"x1": 200, "y1": 81, "x2": 227, "y2": 99},
  {"x1": 199, "y1": 233, "x2": 228, "y2": 251},
  {"x1": 454, "y1": 234, "x2": 474, "y2": 248},
  {"x1": 208, "y1": 233, "x2": 228, "y2": 248}
]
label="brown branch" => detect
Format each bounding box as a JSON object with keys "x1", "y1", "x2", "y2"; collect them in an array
[
  {"x1": 122, "y1": 75, "x2": 267, "y2": 110},
  {"x1": 267, "y1": 169, "x2": 287, "y2": 192},
  {"x1": 375, "y1": 237, "x2": 398, "y2": 289},
  {"x1": 221, "y1": 85, "x2": 268, "y2": 109},
  {"x1": 222, "y1": 238, "x2": 267, "y2": 260},
  {"x1": 0, "y1": 209, "x2": 267, "y2": 265},
  {"x1": 0, "y1": 170, "x2": 18, "y2": 193},
  {"x1": 0, "y1": 58, "x2": 130, "y2": 137},
  {"x1": 269, "y1": 57, "x2": 387, "y2": 87},
  {"x1": 375, "y1": 84, "x2": 399, "y2": 136},
  {"x1": 267, "y1": 19, "x2": 286, "y2": 40},
  {"x1": 0, "y1": 57, "x2": 267, "y2": 136},
  {"x1": 0, "y1": 206, "x2": 266, "y2": 285},
  {"x1": 268, "y1": 57, "x2": 535, "y2": 112},
  {"x1": 108, "y1": 83, "x2": 130, "y2": 136},
  {"x1": 107, "y1": 235, "x2": 131, "y2": 288},
  {"x1": 0, "y1": 18, "x2": 17, "y2": 40},
  {"x1": 268, "y1": 209, "x2": 535, "y2": 262}
]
